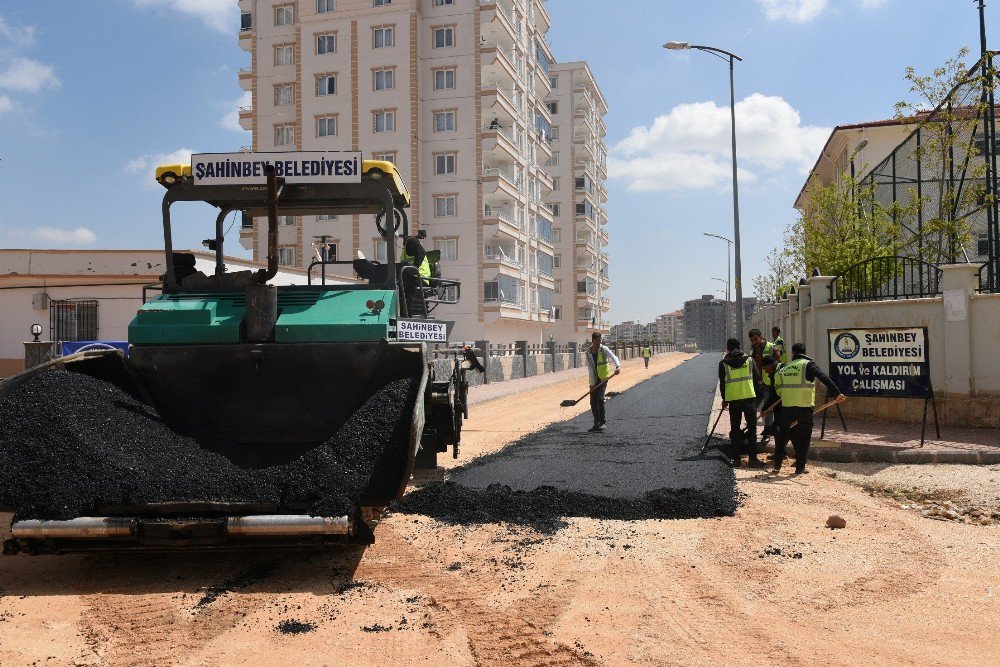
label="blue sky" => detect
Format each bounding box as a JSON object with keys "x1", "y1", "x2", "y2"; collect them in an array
[{"x1": 0, "y1": 0, "x2": 994, "y2": 322}]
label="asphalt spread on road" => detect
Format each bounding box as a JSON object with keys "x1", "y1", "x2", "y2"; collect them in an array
[{"x1": 395, "y1": 354, "x2": 739, "y2": 532}]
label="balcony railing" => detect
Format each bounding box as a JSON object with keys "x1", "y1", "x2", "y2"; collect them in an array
[
  {"x1": 482, "y1": 165, "x2": 520, "y2": 188},
  {"x1": 483, "y1": 205, "x2": 516, "y2": 226}
]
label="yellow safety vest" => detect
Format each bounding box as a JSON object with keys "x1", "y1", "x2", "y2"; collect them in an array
[
  {"x1": 775, "y1": 358, "x2": 815, "y2": 408},
  {"x1": 596, "y1": 349, "x2": 611, "y2": 381},
  {"x1": 400, "y1": 249, "x2": 430, "y2": 279},
  {"x1": 723, "y1": 357, "x2": 756, "y2": 401},
  {"x1": 642, "y1": 347, "x2": 651, "y2": 358},
  {"x1": 761, "y1": 341, "x2": 776, "y2": 386},
  {"x1": 774, "y1": 336, "x2": 787, "y2": 364}
]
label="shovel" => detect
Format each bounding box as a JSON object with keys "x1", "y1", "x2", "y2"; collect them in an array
[
  {"x1": 701, "y1": 407, "x2": 726, "y2": 454},
  {"x1": 561, "y1": 377, "x2": 611, "y2": 407}
]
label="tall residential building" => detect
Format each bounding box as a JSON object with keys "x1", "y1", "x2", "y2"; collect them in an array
[
  {"x1": 544, "y1": 61, "x2": 610, "y2": 338},
  {"x1": 683, "y1": 294, "x2": 727, "y2": 352},
  {"x1": 235, "y1": 0, "x2": 610, "y2": 344},
  {"x1": 652, "y1": 310, "x2": 683, "y2": 344}
]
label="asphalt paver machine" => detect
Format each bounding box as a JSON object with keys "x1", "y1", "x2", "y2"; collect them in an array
[{"x1": 0, "y1": 152, "x2": 474, "y2": 553}]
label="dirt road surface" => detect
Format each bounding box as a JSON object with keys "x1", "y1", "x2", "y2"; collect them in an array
[{"x1": 2, "y1": 352, "x2": 999, "y2": 666}]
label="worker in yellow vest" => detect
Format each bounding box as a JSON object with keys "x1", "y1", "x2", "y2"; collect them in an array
[
  {"x1": 586, "y1": 332, "x2": 621, "y2": 432},
  {"x1": 719, "y1": 337, "x2": 764, "y2": 468},
  {"x1": 773, "y1": 342, "x2": 846, "y2": 474},
  {"x1": 642, "y1": 345, "x2": 651, "y2": 369},
  {"x1": 772, "y1": 327, "x2": 787, "y2": 364},
  {"x1": 749, "y1": 328, "x2": 781, "y2": 440}
]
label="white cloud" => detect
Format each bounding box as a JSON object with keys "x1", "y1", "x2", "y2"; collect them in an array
[
  {"x1": 221, "y1": 91, "x2": 252, "y2": 132},
  {"x1": 857, "y1": 0, "x2": 890, "y2": 6},
  {"x1": 131, "y1": 0, "x2": 237, "y2": 34},
  {"x1": 0, "y1": 94, "x2": 12, "y2": 114},
  {"x1": 0, "y1": 15, "x2": 36, "y2": 49},
  {"x1": 31, "y1": 227, "x2": 96, "y2": 245},
  {"x1": 0, "y1": 57, "x2": 59, "y2": 92},
  {"x1": 126, "y1": 147, "x2": 196, "y2": 186},
  {"x1": 610, "y1": 93, "x2": 830, "y2": 192},
  {"x1": 757, "y1": 0, "x2": 828, "y2": 22}
]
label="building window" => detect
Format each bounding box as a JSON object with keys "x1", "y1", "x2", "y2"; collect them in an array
[
  {"x1": 275, "y1": 6, "x2": 293, "y2": 26},
  {"x1": 317, "y1": 116, "x2": 338, "y2": 137},
  {"x1": 317, "y1": 242, "x2": 338, "y2": 262},
  {"x1": 435, "y1": 238, "x2": 458, "y2": 260},
  {"x1": 372, "y1": 152, "x2": 396, "y2": 163},
  {"x1": 553, "y1": 254, "x2": 561, "y2": 268},
  {"x1": 373, "y1": 26, "x2": 394, "y2": 48},
  {"x1": 435, "y1": 153, "x2": 456, "y2": 175},
  {"x1": 278, "y1": 246, "x2": 296, "y2": 266},
  {"x1": 546, "y1": 152, "x2": 559, "y2": 166},
  {"x1": 317, "y1": 0, "x2": 335, "y2": 13},
  {"x1": 374, "y1": 239, "x2": 387, "y2": 262},
  {"x1": 275, "y1": 125, "x2": 295, "y2": 146},
  {"x1": 240, "y1": 12, "x2": 252, "y2": 31},
  {"x1": 50, "y1": 299, "x2": 99, "y2": 342},
  {"x1": 374, "y1": 110, "x2": 396, "y2": 133},
  {"x1": 373, "y1": 0, "x2": 392, "y2": 6},
  {"x1": 316, "y1": 74, "x2": 336, "y2": 96},
  {"x1": 546, "y1": 101, "x2": 558, "y2": 115},
  {"x1": 549, "y1": 74, "x2": 558, "y2": 88},
  {"x1": 554, "y1": 280, "x2": 562, "y2": 293},
  {"x1": 434, "y1": 68, "x2": 456, "y2": 90},
  {"x1": 317, "y1": 33, "x2": 336, "y2": 54},
  {"x1": 433, "y1": 27, "x2": 454, "y2": 48},
  {"x1": 274, "y1": 84, "x2": 295, "y2": 106},
  {"x1": 275, "y1": 45, "x2": 294, "y2": 66},
  {"x1": 279, "y1": 215, "x2": 295, "y2": 226},
  {"x1": 374, "y1": 68, "x2": 395, "y2": 91},
  {"x1": 552, "y1": 228, "x2": 561, "y2": 243},
  {"x1": 552, "y1": 177, "x2": 560, "y2": 191},
  {"x1": 318, "y1": 214, "x2": 337, "y2": 221},
  {"x1": 433, "y1": 0, "x2": 454, "y2": 5},
  {"x1": 434, "y1": 110, "x2": 456, "y2": 132},
  {"x1": 434, "y1": 195, "x2": 457, "y2": 217},
  {"x1": 549, "y1": 203, "x2": 560, "y2": 216}
]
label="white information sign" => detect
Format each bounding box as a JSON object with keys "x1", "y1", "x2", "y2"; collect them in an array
[
  {"x1": 191, "y1": 151, "x2": 363, "y2": 185},
  {"x1": 397, "y1": 320, "x2": 450, "y2": 343},
  {"x1": 944, "y1": 289, "x2": 968, "y2": 322}
]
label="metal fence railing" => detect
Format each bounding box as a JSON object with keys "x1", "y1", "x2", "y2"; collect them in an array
[
  {"x1": 856, "y1": 52, "x2": 1000, "y2": 291},
  {"x1": 829, "y1": 256, "x2": 943, "y2": 303}
]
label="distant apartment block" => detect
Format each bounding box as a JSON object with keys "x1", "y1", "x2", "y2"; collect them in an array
[{"x1": 236, "y1": 0, "x2": 609, "y2": 343}]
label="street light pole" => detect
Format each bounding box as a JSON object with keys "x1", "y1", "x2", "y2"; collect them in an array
[
  {"x1": 666, "y1": 41, "x2": 745, "y2": 337},
  {"x1": 704, "y1": 232, "x2": 732, "y2": 335}
]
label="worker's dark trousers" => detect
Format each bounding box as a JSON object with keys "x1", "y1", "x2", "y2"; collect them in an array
[
  {"x1": 728, "y1": 399, "x2": 757, "y2": 458},
  {"x1": 760, "y1": 386, "x2": 782, "y2": 433},
  {"x1": 644, "y1": 357, "x2": 649, "y2": 368},
  {"x1": 590, "y1": 383, "x2": 607, "y2": 425},
  {"x1": 775, "y1": 407, "x2": 813, "y2": 469}
]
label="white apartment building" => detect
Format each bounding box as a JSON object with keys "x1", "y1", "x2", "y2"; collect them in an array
[
  {"x1": 652, "y1": 310, "x2": 683, "y2": 343},
  {"x1": 236, "y1": 0, "x2": 609, "y2": 343},
  {"x1": 543, "y1": 61, "x2": 610, "y2": 337}
]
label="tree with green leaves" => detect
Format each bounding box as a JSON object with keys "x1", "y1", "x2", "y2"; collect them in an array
[{"x1": 753, "y1": 224, "x2": 804, "y2": 301}]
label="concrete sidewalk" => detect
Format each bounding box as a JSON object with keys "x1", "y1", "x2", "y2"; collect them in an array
[{"x1": 707, "y1": 388, "x2": 1000, "y2": 464}]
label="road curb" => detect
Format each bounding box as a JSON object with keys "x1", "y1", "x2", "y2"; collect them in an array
[
  {"x1": 706, "y1": 387, "x2": 999, "y2": 465},
  {"x1": 755, "y1": 442, "x2": 1000, "y2": 465}
]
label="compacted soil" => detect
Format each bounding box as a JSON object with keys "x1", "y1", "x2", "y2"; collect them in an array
[{"x1": 1, "y1": 352, "x2": 998, "y2": 666}]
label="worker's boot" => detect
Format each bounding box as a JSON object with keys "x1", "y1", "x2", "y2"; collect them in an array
[
  {"x1": 747, "y1": 457, "x2": 765, "y2": 469},
  {"x1": 770, "y1": 460, "x2": 782, "y2": 474},
  {"x1": 793, "y1": 461, "x2": 808, "y2": 475}
]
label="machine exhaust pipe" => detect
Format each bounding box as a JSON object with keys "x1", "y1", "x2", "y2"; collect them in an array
[
  {"x1": 10, "y1": 514, "x2": 353, "y2": 541},
  {"x1": 226, "y1": 515, "x2": 352, "y2": 537},
  {"x1": 12, "y1": 517, "x2": 136, "y2": 539}
]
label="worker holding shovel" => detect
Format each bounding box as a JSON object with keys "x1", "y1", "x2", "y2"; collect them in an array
[
  {"x1": 720, "y1": 337, "x2": 764, "y2": 468},
  {"x1": 773, "y1": 342, "x2": 847, "y2": 475},
  {"x1": 586, "y1": 332, "x2": 620, "y2": 432}
]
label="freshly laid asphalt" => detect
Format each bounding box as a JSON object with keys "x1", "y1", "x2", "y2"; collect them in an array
[{"x1": 397, "y1": 354, "x2": 739, "y2": 530}]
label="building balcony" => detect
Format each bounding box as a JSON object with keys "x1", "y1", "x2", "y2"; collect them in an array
[
  {"x1": 482, "y1": 123, "x2": 521, "y2": 163},
  {"x1": 479, "y1": 0, "x2": 517, "y2": 50},
  {"x1": 600, "y1": 296, "x2": 611, "y2": 311},
  {"x1": 597, "y1": 116, "x2": 608, "y2": 138},
  {"x1": 483, "y1": 253, "x2": 525, "y2": 277},
  {"x1": 535, "y1": 168, "x2": 554, "y2": 194},
  {"x1": 574, "y1": 133, "x2": 596, "y2": 160},
  {"x1": 239, "y1": 106, "x2": 253, "y2": 131},
  {"x1": 574, "y1": 112, "x2": 596, "y2": 135},
  {"x1": 533, "y1": 0, "x2": 551, "y2": 33},
  {"x1": 482, "y1": 42, "x2": 517, "y2": 87},
  {"x1": 238, "y1": 30, "x2": 253, "y2": 52},
  {"x1": 482, "y1": 164, "x2": 521, "y2": 201},
  {"x1": 600, "y1": 273, "x2": 610, "y2": 289},
  {"x1": 238, "y1": 67, "x2": 253, "y2": 92},
  {"x1": 597, "y1": 157, "x2": 608, "y2": 180},
  {"x1": 534, "y1": 64, "x2": 551, "y2": 97},
  {"x1": 481, "y1": 83, "x2": 518, "y2": 123},
  {"x1": 483, "y1": 204, "x2": 525, "y2": 238}
]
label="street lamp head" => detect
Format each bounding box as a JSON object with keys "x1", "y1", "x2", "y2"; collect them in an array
[{"x1": 663, "y1": 41, "x2": 690, "y2": 50}]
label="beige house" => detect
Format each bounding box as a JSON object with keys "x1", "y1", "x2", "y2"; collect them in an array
[
  {"x1": 236, "y1": 0, "x2": 609, "y2": 343},
  {"x1": 0, "y1": 250, "x2": 323, "y2": 377}
]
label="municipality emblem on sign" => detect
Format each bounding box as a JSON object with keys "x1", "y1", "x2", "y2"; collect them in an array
[{"x1": 833, "y1": 332, "x2": 861, "y2": 359}]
